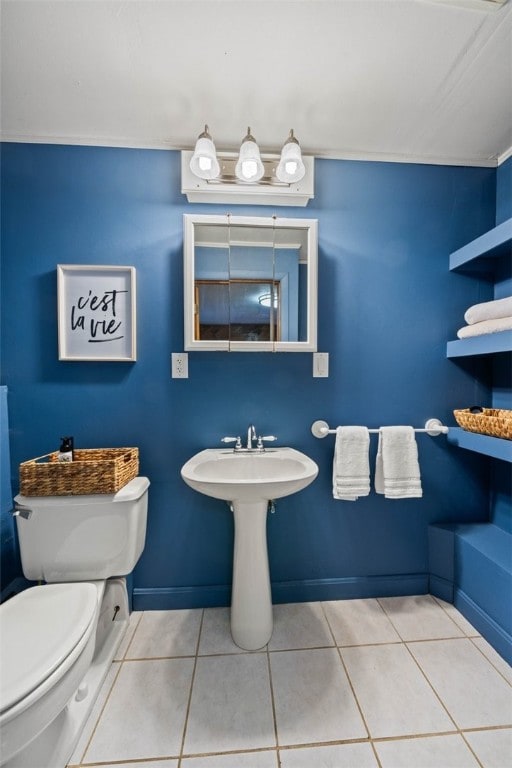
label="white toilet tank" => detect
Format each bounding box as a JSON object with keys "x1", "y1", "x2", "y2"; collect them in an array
[{"x1": 14, "y1": 477, "x2": 149, "y2": 582}]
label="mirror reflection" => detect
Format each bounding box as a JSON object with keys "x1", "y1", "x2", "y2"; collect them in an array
[
  {"x1": 184, "y1": 215, "x2": 317, "y2": 352},
  {"x1": 196, "y1": 280, "x2": 280, "y2": 342}
]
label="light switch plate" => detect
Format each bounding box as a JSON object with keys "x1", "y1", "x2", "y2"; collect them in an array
[{"x1": 313, "y1": 352, "x2": 329, "y2": 377}]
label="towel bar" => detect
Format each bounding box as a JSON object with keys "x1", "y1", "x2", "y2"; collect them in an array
[{"x1": 311, "y1": 418, "x2": 449, "y2": 438}]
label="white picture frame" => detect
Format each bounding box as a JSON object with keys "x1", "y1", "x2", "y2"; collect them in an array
[{"x1": 57, "y1": 265, "x2": 137, "y2": 361}]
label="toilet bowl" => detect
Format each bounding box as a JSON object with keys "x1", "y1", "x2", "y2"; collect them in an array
[
  {"x1": 0, "y1": 583, "x2": 100, "y2": 765},
  {"x1": 0, "y1": 477, "x2": 149, "y2": 768}
]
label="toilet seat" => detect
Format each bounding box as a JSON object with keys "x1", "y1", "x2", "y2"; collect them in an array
[{"x1": 0, "y1": 583, "x2": 98, "y2": 715}]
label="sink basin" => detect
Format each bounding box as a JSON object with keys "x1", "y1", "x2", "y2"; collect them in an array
[{"x1": 181, "y1": 447, "x2": 318, "y2": 502}]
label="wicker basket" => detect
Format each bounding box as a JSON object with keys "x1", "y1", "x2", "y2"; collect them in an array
[
  {"x1": 19, "y1": 447, "x2": 139, "y2": 496},
  {"x1": 453, "y1": 409, "x2": 512, "y2": 441}
]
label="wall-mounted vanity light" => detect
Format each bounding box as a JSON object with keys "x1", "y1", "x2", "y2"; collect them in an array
[
  {"x1": 276, "y1": 130, "x2": 306, "y2": 183},
  {"x1": 235, "y1": 128, "x2": 265, "y2": 183},
  {"x1": 188, "y1": 125, "x2": 220, "y2": 180},
  {"x1": 181, "y1": 125, "x2": 314, "y2": 206}
]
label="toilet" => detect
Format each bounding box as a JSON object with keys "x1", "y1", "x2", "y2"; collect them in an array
[{"x1": 0, "y1": 476, "x2": 150, "y2": 768}]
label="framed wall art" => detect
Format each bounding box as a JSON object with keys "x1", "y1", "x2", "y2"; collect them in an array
[{"x1": 57, "y1": 265, "x2": 137, "y2": 361}]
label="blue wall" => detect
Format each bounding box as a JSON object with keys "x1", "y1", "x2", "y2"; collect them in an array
[
  {"x1": 496, "y1": 155, "x2": 512, "y2": 227},
  {"x1": 0, "y1": 143, "x2": 499, "y2": 606},
  {"x1": 491, "y1": 155, "x2": 512, "y2": 534}
]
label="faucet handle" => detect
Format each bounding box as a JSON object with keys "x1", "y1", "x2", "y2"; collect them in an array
[
  {"x1": 256, "y1": 435, "x2": 277, "y2": 449},
  {"x1": 221, "y1": 436, "x2": 242, "y2": 449},
  {"x1": 12, "y1": 503, "x2": 32, "y2": 520}
]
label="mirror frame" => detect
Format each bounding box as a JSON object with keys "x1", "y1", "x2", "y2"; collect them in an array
[{"x1": 183, "y1": 214, "x2": 318, "y2": 352}]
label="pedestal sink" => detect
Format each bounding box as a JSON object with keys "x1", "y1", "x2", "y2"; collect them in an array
[{"x1": 181, "y1": 448, "x2": 318, "y2": 650}]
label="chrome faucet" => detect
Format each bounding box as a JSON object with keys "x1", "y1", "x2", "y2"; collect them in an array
[
  {"x1": 221, "y1": 427, "x2": 277, "y2": 452},
  {"x1": 247, "y1": 424, "x2": 257, "y2": 450}
]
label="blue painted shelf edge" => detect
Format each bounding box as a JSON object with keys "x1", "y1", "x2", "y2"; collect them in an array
[
  {"x1": 449, "y1": 217, "x2": 512, "y2": 271},
  {"x1": 447, "y1": 427, "x2": 512, "y2": 462},
  {"x1": 446, "y1": 330, "x2": 512, "y2": 357}
]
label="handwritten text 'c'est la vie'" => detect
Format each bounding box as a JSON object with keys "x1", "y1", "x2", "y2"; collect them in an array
[{"x1": 70, "y1": 289, "x2": 128, "y2": 343}]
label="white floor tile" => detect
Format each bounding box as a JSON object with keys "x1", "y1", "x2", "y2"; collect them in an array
[
  {"x1": 375, "y1": 734, "x2": 480, "y2": 768},
  {"x1": 113, "y1": 610, "x2": 143, "y2": 660},
  {"x1": 64, "y1": 597, "x2": 512, "y2": 767},
  {"x1": 472, "y1": 637, "x2": 512, "y2": 685},
  {"x1": 83, "y1": 658, "x2": 194, "y2": 763},
  {"x1": 183, "y1": 653, "x2": 275, "y2": 754},
  {"x1": 268, "y1": 602, "x2": 333, "y2": 650},
  {"x1": 279, "y1": 742, "x2": 379, "y2": 768},
  {"x1": 182, "y1": 750, "x2": 278, "y2": 767},
  {"x1": 341, "y1": 643, "x2": 454, "y2": 738},
  {"x1": 322, "y1": 598, "x2": 401, "y2": 646},
  {"x1": 80, "y1": 762, "x2": 178, "y2": 768},
  {"x1": 198, "y1": 607, "x2": 253, "y2": 655},
  {"x1": 408, "y1": 639, "x2": 512, "y2": 729},
  {"x1": 270, "y1": 648, "x2": 367, "y2": 746},
  {"x1": 125, "y1": 608, "x2": 202, "y2": 658},
  {"x1": 464, "y1": 727, "x2": 512, "y2": 768},
  {"x1": 378, "y1": 595, "x2": 465, "y2": 641},
  {"x1": 432, "y1": 597, "x2": 480, "y2": 637}
]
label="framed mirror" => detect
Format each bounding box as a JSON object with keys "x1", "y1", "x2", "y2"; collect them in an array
[{"x1": 183, "y1": 214, "x2": 318, "y2": 351}]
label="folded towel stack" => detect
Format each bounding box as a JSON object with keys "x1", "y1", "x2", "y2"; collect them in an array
[
  {"x1": 375, "y1": 426, "x2": 423, "y2": 499},
  {"x1": 332, "y1": 426, "x2": 370, "y2": 501},
  {"x1": 457, "y1": 296, "x2": 512, "y2": 339}
]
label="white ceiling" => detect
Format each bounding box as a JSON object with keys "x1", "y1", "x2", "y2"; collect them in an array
[{"x1": 1, "y1": 0, "x2": 511, "y2": 167}]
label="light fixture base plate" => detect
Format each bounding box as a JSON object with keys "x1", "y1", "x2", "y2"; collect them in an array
[{"x1": 181, "y1": 151, "x2": 314, "y2": 206}]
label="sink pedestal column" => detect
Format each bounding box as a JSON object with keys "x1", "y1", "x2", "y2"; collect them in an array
[{"x1": 230, "y1": 501, "x2": 273, "y2": 650}]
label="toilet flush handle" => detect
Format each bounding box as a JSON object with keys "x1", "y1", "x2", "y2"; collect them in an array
[{"x1": 12, "y1": 503, "x2": 32, "y2": 520}]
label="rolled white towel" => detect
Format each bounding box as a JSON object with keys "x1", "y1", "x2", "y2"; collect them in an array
[
  {"x1": 375, "y1": 426, "x2": 422, "y2": 500},
  {"x1": 457, "y1": 315, "x2": 512, "y2": 338},
  {"x1": 464, "y1": 296, "x2": 512, "y2": 325},
  {"x1": 332, "y1": 426, "x2": 370, "y2": 501}
]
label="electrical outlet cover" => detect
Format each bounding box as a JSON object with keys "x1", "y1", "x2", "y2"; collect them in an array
[{"x1": 172, "y1": 353, "x2": 188, "y2": 378}]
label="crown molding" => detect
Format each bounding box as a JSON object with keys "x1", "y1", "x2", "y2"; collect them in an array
[
  {"x1": 498, "y1": 145, "x2": 512, "y2": 165},
  {"x1": 0, "y1": 132, "x2": 501, "y2": 169}
]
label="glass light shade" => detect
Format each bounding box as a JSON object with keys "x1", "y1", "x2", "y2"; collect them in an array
[
  {"x1": 276, "y1": 138, "x2": 306, "y2": 183},
  {"x1": 190, "y1": 135, "x2": 220, "y2": 180},
  {"x1": 235, "y1": 130, "x2": 265, "y2": 182}
]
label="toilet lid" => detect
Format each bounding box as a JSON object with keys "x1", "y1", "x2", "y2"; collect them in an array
[{"x1": 0, "y1": 583, "x2": 98, "y2": 713}]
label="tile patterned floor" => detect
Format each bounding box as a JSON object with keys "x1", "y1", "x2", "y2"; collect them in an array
[{"x1": 68, "y1": 595, "x2": 512, "y2": 768}]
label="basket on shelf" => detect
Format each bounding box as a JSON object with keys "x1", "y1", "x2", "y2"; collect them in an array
[
  {"x1": 19, "y1": 447, "x2": 139, "y2": 496},
  {"x1": 453, "y1": 409, "x2": 512, "y2": 441}
]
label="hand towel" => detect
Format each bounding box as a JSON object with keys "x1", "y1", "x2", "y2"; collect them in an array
[
  {"x1": 457, "y1": 315, "x2": 512, "y2": 339},
  {"x1": 332, "y1": 426, "x2": 370, "y2": 501},
  {"x1": 464, "y1": 295, "x2": 512, "y2": 325},
  {"x1": 375, "y1": 426, "x2": 422, "y2": 499}
]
